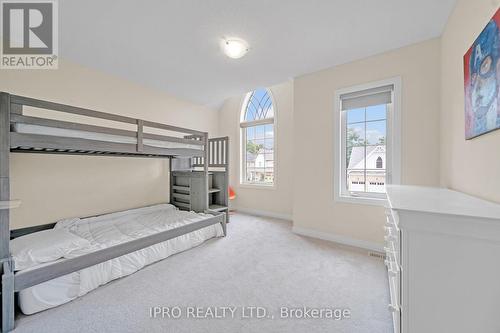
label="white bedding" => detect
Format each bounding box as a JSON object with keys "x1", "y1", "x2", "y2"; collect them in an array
[
  {"x1": 17, "y1": 204, "x2": 223, "y2": 315},
  {"x1": 12, "y1": 123, "x2": 203, "y2": 150}
]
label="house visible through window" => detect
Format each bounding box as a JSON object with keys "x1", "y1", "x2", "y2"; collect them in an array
[
  {"x1": 345, "y1": 101, "x2": 388, "y2": 195},
  {"x1": 335, "y1": 79, "x2": 401, "y2": 204},
  {"x1": 240, "y1": 88, "x2": 275, "y2": 186}
]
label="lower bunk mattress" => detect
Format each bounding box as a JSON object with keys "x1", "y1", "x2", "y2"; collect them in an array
[{"x1": 16, "y1": 204, "x2": 224, "y2": 315}]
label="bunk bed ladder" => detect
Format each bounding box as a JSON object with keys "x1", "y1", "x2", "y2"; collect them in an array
[
  {"x1": 197, "y1": 137, "x2": 230, "y2": 220},
  {"x1": 171, "y1": 136, "x2": 229, "y2": 222}
]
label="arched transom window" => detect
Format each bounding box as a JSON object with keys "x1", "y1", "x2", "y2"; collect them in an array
[{"x1": 240, "y1": 88, "x2": 275, "y2": 186}]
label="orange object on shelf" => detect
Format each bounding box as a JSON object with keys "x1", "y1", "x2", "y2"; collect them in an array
[{"x1": 229, "y1": 186, "x2": 236, "y2": 200}]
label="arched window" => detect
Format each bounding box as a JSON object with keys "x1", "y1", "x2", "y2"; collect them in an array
[
  {"x1": 376, "y1": 156, "x2": 383, "y2": 169},
  {"x1": 240, "y1": 88, "x2": 275, "y2": 186}
]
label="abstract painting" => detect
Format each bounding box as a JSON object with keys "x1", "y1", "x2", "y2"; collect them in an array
[{"x1": 464, "y1": 7, "x2": 500, "y2": 139}]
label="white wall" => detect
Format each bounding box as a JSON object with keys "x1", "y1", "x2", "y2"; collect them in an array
[
  {"x1": 1, "y1": 60, "x2": 218, "y2": 229},
  {"x1": 218, "y1": 81, "x2": 293, "y2": 219},
  {"x1": 440, "y1": 0, "x2": 500, "y2": 203},
  {"x1": 293, "y1": 39, "x2": 442, "y2": 246}
]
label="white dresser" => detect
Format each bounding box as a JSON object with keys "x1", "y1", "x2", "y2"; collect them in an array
[{"x1": 385, "y1": 185, "x2": 500, "y2": 333}]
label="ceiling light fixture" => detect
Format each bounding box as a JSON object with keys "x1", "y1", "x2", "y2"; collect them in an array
[{"x1": 222, "y1": 38, "x2": 249, "y2": 59}]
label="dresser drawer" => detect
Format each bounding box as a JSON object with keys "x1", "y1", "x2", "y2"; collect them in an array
[
  {"x1": 385, "y1": 252, "x2": 400, "y2": 294},
  {"x1": 384, "y1": 210, "x2": 400, "y2": 265},
  {"x1": 385, "y1": 208, "x2": 400, "y2": 229},
  {"x1": 388, "y1": 273, "x2": 401, "y2": 333},
  {"x1": 386, "y1": 250, "x2": 401, "y2": 333}
]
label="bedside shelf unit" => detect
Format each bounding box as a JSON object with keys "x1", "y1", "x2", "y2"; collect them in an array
[{"x1": 208, "y1": 171, "x2": 228, "y2": 216}]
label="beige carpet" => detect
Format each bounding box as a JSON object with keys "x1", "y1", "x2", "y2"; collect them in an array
[{"x1": 13, "y1": 214, "x2": 392, "y2": 333}]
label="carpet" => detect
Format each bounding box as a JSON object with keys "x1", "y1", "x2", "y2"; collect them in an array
[{"x1": 13, "y1": 213, "x2": 392, "y2": 333}]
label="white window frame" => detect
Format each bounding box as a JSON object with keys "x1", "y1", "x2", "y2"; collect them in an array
[
  {"x1": 333, "y1": 77, "x2": 401, "y2": 206},
  {"x1": 239, "y1": 89, "x2": 277, "y2": 189}
]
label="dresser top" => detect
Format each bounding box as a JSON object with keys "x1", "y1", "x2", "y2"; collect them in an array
[{"x1": 386, "y1": 185, "x2": 500, "y2": 220}]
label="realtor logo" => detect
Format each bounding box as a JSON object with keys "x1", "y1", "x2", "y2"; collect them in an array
[{"x1": 1, "y1": 0, "x2": 58, "y2": 69}]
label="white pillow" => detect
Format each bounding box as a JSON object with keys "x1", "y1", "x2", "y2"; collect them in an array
[
  {"x1": 11, "y1": 229, "x2": 91, "y2": 271},
  {"x1": 54, "y1": 217, "x2": 81, "y2": 230}
]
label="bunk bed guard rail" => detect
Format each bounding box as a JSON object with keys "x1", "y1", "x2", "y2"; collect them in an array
[
  {"x1": 192, "y1": 136, "x2": 229, "y2": 167},
  {"x1": 3, "y1": 92, "x2": 208, "y2": 158}
]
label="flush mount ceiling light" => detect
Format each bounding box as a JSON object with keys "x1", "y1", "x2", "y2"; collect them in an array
[{"x1": 222, "y1": 38, "x2": 249, "y2": 59}]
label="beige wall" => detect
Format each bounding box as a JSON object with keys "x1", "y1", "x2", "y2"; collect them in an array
[
  {"x1": 218, "y1": 81, "x2": 294, "y2": 218},
  {"x1": 293, "y1": 39, "x2": 442, "y2": 246},
  {"x1": 6, "y1": 0, "x2": 497, "y2": 248},
  {"x1": 1, "y1": 60, "x2": 218, "y2": 229},
  {"x1": 440, "y1": 0, "x2": 500, "y2": 203}
]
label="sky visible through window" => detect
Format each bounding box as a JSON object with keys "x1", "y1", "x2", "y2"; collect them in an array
[
  {"x1": 347, "y1": 105, "x2": 386, "y2": 145},
  {"x1": 245, "y1": 88, "x2": 274, "y2": 122}
]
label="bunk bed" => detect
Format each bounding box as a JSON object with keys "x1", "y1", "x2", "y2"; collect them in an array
[{"x1": 0, "y1": 92, "x2": 229, "y2": 332}]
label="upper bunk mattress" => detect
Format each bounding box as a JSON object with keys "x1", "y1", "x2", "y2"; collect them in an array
[
  {"x1": 12, "y1": 123, "x2": 203, "y2": 150},
  {"x1": 17, "y1": 204, "x2": 223, "y2": 315}
]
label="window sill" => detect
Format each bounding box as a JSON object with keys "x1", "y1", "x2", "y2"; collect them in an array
[
  {"x1": 335, "y1": 194, "x2": 388, "y2": 207},
  {"x1": 239, "y1": 183, "x2": 276, "y2": 190}
]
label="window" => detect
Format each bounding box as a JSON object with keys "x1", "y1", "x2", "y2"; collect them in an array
[
  {"x1": 334, "y1": 78, "x2": 401, "y2": 205},
  {"x1": 240, "y1": 88, "x2": 275, "y2": 186}
]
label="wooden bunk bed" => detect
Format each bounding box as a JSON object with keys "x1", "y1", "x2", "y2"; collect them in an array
[{"x1": 0, "y1": 92, "x2": 228, "y2": 332}]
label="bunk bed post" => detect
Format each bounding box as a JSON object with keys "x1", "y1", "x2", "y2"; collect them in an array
[
  {"x1": 136, "y1": 119, "x2": 144, "y2": 153},
  {"x1": 2, "y1": 260, "x2": 14, "y2": 333},
  {"x1": 203, "y1": 133, "x2": 209, "y2": 210},
  {"x1": 169, "y1": 157, "x2": 173, "y2": 204},
  {"x1": 0, "y1": 93, "x2": 10, "y2": 261},
  {"x1": 0, "y1": 92, "x2": 15, "y2": 332},
  {"x1": 225, "y1": 136, "x2": 230, "y2": 226}
]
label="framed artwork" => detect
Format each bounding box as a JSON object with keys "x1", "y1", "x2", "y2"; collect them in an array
[{"x1": 464, "y1": 7, "x2": 500, "y2": 139}]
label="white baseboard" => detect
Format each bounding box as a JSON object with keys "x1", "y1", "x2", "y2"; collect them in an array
[
  {"x1": 292, "y1": 226, "x2": 383, "y2": 252},
  {"x1": 233, "y1": 207, "x2": 293, "y2": 221}
]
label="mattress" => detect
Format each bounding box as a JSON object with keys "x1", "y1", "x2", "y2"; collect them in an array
[
  {"x1": 17, "y1": 204, "x2": 223, "y2": 315},
  {"x1": 12, "y1": 123, "x2": 203, "y2": 150}
]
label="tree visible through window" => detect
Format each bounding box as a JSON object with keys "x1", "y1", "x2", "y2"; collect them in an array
[{"x1": 240, "y1": 88, "x2": 275, "y2": 185}]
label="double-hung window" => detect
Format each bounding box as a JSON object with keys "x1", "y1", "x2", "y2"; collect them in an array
[
  {"x1": 334, "y1": 78, "x2": 401, "y2": 205},
  {"x1": 240, "y1": 88, "x2": 275, "y2": 187}
]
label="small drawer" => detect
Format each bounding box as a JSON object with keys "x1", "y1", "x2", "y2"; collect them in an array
[
  {"x1": 385, "y1": 215, "x2": 398, "y2": 229},
  {"x1": 387, "y1": 256, "x2": 401, "y2": 333},
  {"x1": 388, "y1": 296, "x2": 401, "y2": 333},
  {"x1": 385, "y1": 240, "x2": 400, "y2": 267},
  {"x1": 384, "y1": 232, "x2": 399, "y2": 244},
  {"x1": 391, "y1": 209, "x2": 400, "y2": 228},
  {"x1": 384, "y1": 207, "x2": 392, "y2": 218},
  {"x1": 388, "y1": 273, "x2": 400, "y2": 309},
  {"x1": 384, "y1": 221, "x2": 400, "y2": 244},
  {"x1": 384, "y1": 224, "x2": 396, "y2": 237},
  {"x1": 385, "y1": 253, "x2": 400, "y2": 276},
  {"x1": 385, "y1": 208, "x2": 400, "y2": 228}
]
